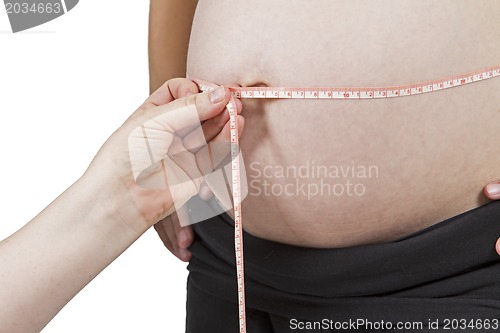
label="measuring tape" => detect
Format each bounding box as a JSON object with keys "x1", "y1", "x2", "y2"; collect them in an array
[
  {"x1": 195, "y1": 66, "x2": 500, "y2": 101},
  {"x1": 191, "y1": 64, "x2": 500, "y2": 333}
]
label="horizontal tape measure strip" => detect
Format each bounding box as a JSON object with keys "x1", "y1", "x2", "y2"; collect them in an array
[{"x1": 193, "y1": 65, "x2": 500, "y2": 100}]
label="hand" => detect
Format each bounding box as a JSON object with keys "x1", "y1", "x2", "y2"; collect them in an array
[
  {"x1": 0, "y1": 77, "x2": 247, "y2": 331},
  {"x1": 154, "y1": 183, "x2": 215, "y2": 261},
  {"x1": 484, "y1": 180, "x2": 500, "y2": 255},
  {"x1": 154, "y1": 206, "x2": 194, "y2": 261},
  {"x1": 85, "y1": 78, "x2": 244, "y2": 231},
  {"x1": 153, "y1": 79, "x2": 243, "y2": 261},
  {"x1": 152, "y1": 81, "x2": 243, "y2": 261}
]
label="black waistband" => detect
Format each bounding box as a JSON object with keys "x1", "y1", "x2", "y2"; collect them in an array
[{"x1": 187, "y1": 201, "x2": 500, "y2": 321}]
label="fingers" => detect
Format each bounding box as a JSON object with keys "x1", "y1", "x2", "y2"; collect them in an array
[
  {"x1": 185, "y1": 98, "x2": 243, "y2": 151},
  {"x1": 171, "y1": 85, "x2": 234, "y2": 122},
  {"x1": 195, "y1": 115, "x2": 245, "y2": 175},
  {"x1": 484, "y1": 180, "x2": 500, "y2": 200},
  {"x1": 154, "y1": 211, "x2": 193, "y2": 262},
  {"x1": 171, "y1": 206, "x2": 194, "y2": 257},
  {"x1": 202, "y1": 98, "x2": 243, "y2": 141},
  {"x1": 211, "y1": 114, "x2": 245, "y2": 145},
  {"x1": 179, "y1": 83, "x2": 242, "y2": 140},
  {"x1": 136, "y1": 85, "x2": 234, "y2": 137},
  {"x1": 128, "y1": 83, "x2": 241, "y2": 200},
  {"x1": 167, "y1": 206, "x2": 193, "y2": 261},
  {"x1": 154, "y1": 217, "x2": 177, "y2": 256},
  {"x1": 487, "y1": 180, "x2": 500, "y2": 256},
  {"x1": 144, "y1": 78, "x2": 199, "y2": 107}
]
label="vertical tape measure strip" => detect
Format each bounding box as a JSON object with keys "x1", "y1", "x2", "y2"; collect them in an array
[
  {"x1": 189, "y1": 79, "x2": 247, "y2": 332},
  {"x1": 190, "y1": 64, "x2": 500, "y2": 333},
  {"x1": 227, "y1": 98, "x2": 246, "y2": 333}
]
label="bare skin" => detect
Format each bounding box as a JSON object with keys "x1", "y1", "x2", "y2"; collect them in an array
[{"x1": 150, "y1": 0, "x2": 500, "y2": 256}]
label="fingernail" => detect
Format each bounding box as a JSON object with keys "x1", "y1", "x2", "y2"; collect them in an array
[
  {"x1": 486, "y1": 183, "x2": 500, "y2": 198},
  {"x1": 210, "y1": 86, "x2": 225, "y2": 103},
  {"x1": 496, "y1": 239, "x2": 500, "y2": 255}
]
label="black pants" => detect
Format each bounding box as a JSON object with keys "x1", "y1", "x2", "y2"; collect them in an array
[{"x1": 186, "y1": 202, "x2": 500, "y2": 332}]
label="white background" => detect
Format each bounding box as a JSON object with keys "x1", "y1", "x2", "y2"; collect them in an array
[{"x1": 0, "y1": 1, "x2": 188, "y2": 332}]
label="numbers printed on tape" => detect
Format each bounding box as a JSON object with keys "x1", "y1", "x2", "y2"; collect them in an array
[{"x1": 219, "y1": 66, "x2": 500, "y2": 101}]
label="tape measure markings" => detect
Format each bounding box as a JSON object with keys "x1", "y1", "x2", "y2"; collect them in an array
[
  {"x1": 196, "y1": 66, "x2": 500, "y2": 100},
  {"x1": 227, "y1": 98, "x2": 246, "y2": 333}
]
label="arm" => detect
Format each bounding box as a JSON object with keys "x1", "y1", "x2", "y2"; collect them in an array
[
  {"x1": 148, "y1": 0, "x2": 198, "y2": 92},
  {"x1": 0, "y1": 173, "x2": 145, "y2": 333},
  {"x1": 0, "y1": 79, "x2": 241, "y2": 333}
]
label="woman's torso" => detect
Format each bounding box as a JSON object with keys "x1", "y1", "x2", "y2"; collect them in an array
[{"x1": 187, "y1": 0, "x2": 500, "y2": 247}]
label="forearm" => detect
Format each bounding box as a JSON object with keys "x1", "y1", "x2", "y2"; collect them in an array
[
  {"x1": 0, "y1": 174, "x2": 147, "y2": 333},
  {"x1": 148, "y1": 0, "x2": 198, "y2": 92}
]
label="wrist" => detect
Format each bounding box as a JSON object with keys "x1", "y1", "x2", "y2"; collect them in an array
[
  {"x1": 80, "y1": 156, "x2": 177, "y2": 233},
  {"x1": 78, "y1": 170, "x2": 153, "y2": 236}
]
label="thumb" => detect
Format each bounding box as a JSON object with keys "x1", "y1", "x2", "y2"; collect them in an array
[
  {"x1": 127, "y1": 85, "x2": 234, "y2": 188},
  {"x1": 137, "y1": 85, "x2": 232, "y2": 132}
]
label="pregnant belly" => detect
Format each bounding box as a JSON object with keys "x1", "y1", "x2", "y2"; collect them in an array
[{"x1": 187, "y1": 0, "x2": 500, "y2": 247}]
